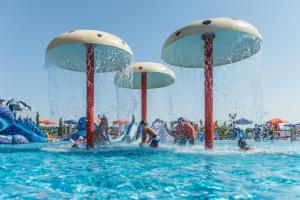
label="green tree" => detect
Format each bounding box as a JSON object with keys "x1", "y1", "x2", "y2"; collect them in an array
[
  {"x1": 58, "y1": 118, "x2": 64, "y2": 136},
  {"x1": 229, "y1": 113, "x2": 237, "y2": 129},
  {"x1": 214, "y1": 120, "x2": 218, "y2": 128},
  {"x1": 36, "y1": 112, "x2": 40, "y2": 125}
]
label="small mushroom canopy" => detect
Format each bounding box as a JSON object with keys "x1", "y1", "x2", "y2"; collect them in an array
[
  {"x1": 114, "y1": 62, "x2": 175, "y2": 89},
  {"x1": 46, "y1": 30, "x2": 133, "y2": 72},
  {"x1": 162, "y1": 18, "x2": 262, "y2": 68}
]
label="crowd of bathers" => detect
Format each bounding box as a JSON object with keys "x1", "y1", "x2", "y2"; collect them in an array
[
  {"x1": 70, "y1": 115, "x2": 256, "y2": 150},
  {"x1": 70, "y1": 116, "x2": 202, "y2": 148}
]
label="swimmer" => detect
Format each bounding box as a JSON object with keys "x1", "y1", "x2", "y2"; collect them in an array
[
  {"x1": 71, "y1": 143, "x2": 79, "y2": 148},
  {"x1": 70, "y1": 136, "x2": 84, "y2": 148},
  {"x1": 238, "y1": 138, "x2": 253, "y2": 151},
  {"x1": 139, "y1": 120, "x2": 160, "y2": 148}
]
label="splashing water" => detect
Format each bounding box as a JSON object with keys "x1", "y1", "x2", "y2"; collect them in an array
[
  {"x1": 47, "y1": 63, "x2": 138, "y2": 121},
  {"x1": 214, "y1": 52, "x2": 264, "y2": 123},
  {"x1": 157, "y1": 33, "x2": 264, "y2": 124},
  {"x1": 46, "y1": 33, "x2": 264, "y2": 124},
  {"x1": 46, "y1": 55, "x2": 263, "y2": 124},
  {"x1": 46, "y1": 43, "x2": 135, "y2": 121},
  {"x1": 47, "y1": 64, "x2": 85, "y2": 120}
]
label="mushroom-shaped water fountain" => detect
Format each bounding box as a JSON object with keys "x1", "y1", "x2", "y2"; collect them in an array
[
  {"x1": 162, "y1": 18, "x2": 262, "y2": 149},
  {"x1": 46, "y1": 30, "x2": 133, "y2": 148},
  {"x1": 114, "y1": 62, "x2": 175, "y2": 121}
]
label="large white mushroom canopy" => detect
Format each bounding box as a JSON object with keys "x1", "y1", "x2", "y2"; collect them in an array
[
  {"x1": 46, "y1": 29, "x2": 133, "y2": 72},
  {"x1": 162, "y1": 18, "x2": 262, "y2": 68},
  {"x1": 114, "y1": 62, "x2": 175, "y2": 89}
]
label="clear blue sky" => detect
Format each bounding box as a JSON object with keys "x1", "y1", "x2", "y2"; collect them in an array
[{"x1": 0, "y1": 0, "x2": 300, "y2": 123}]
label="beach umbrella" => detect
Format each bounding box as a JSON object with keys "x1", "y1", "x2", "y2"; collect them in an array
[
  {"x1": 46, "y1": 30, "x2": 132, "y2": 148},
  {"x1": 39, "y1": 119, "x2": 56, "y2": 125},
  {"x1": 113, "y1": 120, "x2": 129, "y2": 125},
  {"x1": 161, "y1": 18, "x2": 262, "y2": 149},
  {"x1": 267, "y1": 118, "x2": 288, "y2": 131},
  {"x1": 267, "y1": 118, "x2": 288, "y2": 124},
  {"x1": 233, "y1": 118, "x2": 253, "y2": 125},
  {"x1": 115, "y1": 62, "x2": 175, "y2": 121},
  {"x1": 63, "y1": 119, "x2": 78, "y2": 125}
]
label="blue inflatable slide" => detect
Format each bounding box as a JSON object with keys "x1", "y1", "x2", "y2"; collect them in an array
[{"x1": 0, "y1": 105, "x2": 47, "y2": 144}]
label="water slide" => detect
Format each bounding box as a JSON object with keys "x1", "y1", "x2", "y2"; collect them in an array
[
  {"x1": 23, "y1": 119, "x2": 47, "y2": 137},
  {"x1": 0, "y1": 106, "x2": 47, "y2": 143},
  {"x1": 0, "y1": 116, "x2": 11, "y2": 132},
  {"x1": 71, "y1": 117, "x2": 143, "y2": 145},
  {"x1": 0, "y1": 106, "x2": 13, "y2": 132},
  {"x1": 6, "y1": 121, "x2": 48, "y2": 143},
  {"x1": 152, "y1": 121, "x2": 173, "y2": 143},
  {"x1": 132, "y1": 123, "x2": 142, "y2": 144},
  {"x1": 112, "y1": 122, "x2": 141, "y2": 144}
]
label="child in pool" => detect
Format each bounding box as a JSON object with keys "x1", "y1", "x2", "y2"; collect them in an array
[
  {"x1": 70, "y1": 136, "x2": 84, "y2": 148},
  {"x1": 238, "y1": 139, "x2": 254, "y2": 151},
  {"x1": 139, "y1": 120, "x2": 160, "y2": 148}
]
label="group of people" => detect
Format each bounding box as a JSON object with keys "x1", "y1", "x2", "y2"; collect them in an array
[
  {"x1": 71, "y1": 117, "x2": 160, "y2": 148},
  {"x1": 70, "y1": 115, "x2": 253, "y2": 151},
  {"x1": 251, "y1": 124, "x2": 275, "y2": 141}
]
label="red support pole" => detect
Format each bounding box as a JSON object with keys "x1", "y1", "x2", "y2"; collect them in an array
[
  {"x1": 86, "y1": 44, "x2": 94, "y2": 148},
  {"x1": 202, "y1": 34, "x2": 215, "y2": 150},
  {"x1": 141, "y1": 72, "x2": 147, "y2": 121}
]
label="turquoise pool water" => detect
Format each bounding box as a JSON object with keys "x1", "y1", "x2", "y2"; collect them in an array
[{"x1": 1, "y1": 140, "x2": 300, "y2": 199}]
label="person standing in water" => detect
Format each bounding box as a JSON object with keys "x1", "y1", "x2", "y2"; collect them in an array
[
  {"x1": 95, "y1": 115, "x2": 111, "y2": 145},
  {"x1": 173, "y1": 118, "x2": 196, "y2": 145},
  {"x1": 139, "y1": 120, "x2": 160, "y2": 148},
  {"x1": 290, "y1": 125, "x2": 297, "y2": 142}
]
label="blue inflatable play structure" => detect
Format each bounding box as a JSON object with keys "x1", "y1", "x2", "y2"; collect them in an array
[
  {"x1": 71, "y1": 117, "x2": 143, "y2": 144},
  {"x1": 235, "y1": 128, "x2": 246, "y2": 139},
  {"x1": 112, "y1": 122, "x2": 142, "y2": 144},
  {"x1": 0, "y1": 105, "x2": 47, "y2": 144},
  {"x1": 71, "y1": 117, "x2": 97, "y2": 140}
]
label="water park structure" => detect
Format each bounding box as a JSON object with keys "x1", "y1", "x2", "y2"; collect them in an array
[
  {"x1": 2, "y1": 1, "x2": 300, "y2": 198},
  {"x1": 46, "y1": 30, "x2": 133, "y2": 148},
  {"x1": 162, "y1": 17, "x2": 262, "y2": 149},
  {"x1": 114, "y1": 62, "x2": 175, "y2": 121},
  {"x1": 0, "y1": 105, "x2": 47, "y2": 144}
]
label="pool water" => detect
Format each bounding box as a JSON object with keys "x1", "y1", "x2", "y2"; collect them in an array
[{"x1": 1, "y1": 140, "x2": 300, "y2": 199}]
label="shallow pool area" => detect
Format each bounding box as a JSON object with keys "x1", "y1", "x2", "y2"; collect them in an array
[{"x1": 1, "y1": 140, "x2": 300, "y2": 199}]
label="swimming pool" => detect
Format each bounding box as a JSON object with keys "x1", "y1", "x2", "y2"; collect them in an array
[{"x1": 0, "y1": 140, "x2": 300, "y2": 199}]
